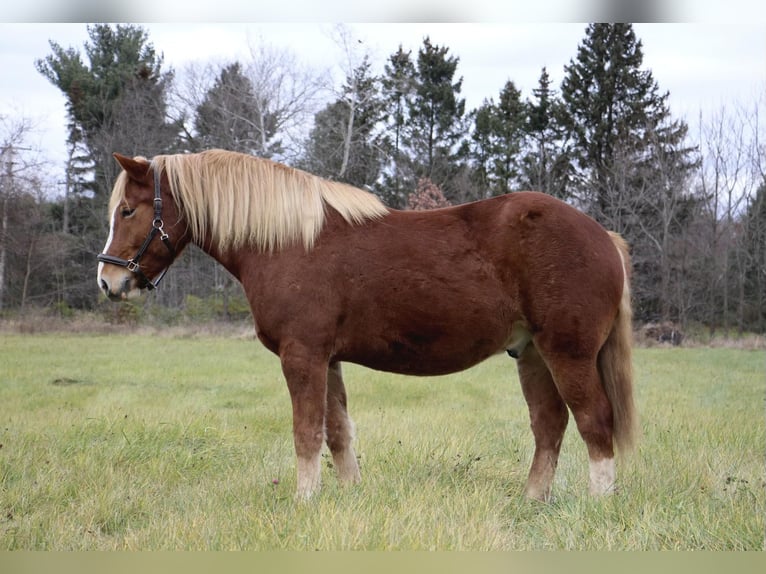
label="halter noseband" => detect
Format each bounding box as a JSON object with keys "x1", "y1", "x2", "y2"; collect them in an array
[{"x1": 97, "y1": 167, "x2": 176, "y2": 291}]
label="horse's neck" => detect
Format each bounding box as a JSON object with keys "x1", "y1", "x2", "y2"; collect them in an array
[
  {"x1": 194, "y1": 234, "x2": 244, "y2": 281},
  {"x1": 194, "y1": 206, "x2": 353, "y2": 285}
]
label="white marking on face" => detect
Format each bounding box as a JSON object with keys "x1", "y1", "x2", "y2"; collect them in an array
[
  {"x1": 97, "y1": 206, "x2": 118, "y2": 289},
  {"x1": 589, "y1": 457, "x2": 616, "y2": 495}
]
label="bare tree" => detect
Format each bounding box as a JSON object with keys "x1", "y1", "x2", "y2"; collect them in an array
[
  {"x1": 326, "y1": 24, "x2": 373, "y2": 179},
  {"x1": 244, "y1": 38, "x2": 326, "y2": 161},
  {"x1": 631, "y1": 124, "x2": 699, "y2": 322},
  {"x1": 0, "y1": 116, "x2": 45, "y2": 311},
  {"x1": 736, "y1": 93, "x2": 766, "y2": 332},
  {"x1": 696, "y1": 101, "x2": 760, "y2": 334},
  {"x1": 18, "y1": 175, "x2": 56, "y2": 311},
  {"x1": 174, "y1": 39, "x2": 325, "y2": 163},
  {"x1": 162, "y1": 41, "x2": 326, "y2": 319},
  {"x1": 300, "y1": 25, "x2": 385, "y2": 189}
]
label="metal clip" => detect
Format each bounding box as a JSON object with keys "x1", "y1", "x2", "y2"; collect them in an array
[{"x1": 153, "y1": 218, "x2": 169, "y2": 241}]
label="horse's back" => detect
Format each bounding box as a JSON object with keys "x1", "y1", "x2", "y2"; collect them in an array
[
  {"x1": 394, "y1": 191, "x2": 625, "y2": 355},
  {"x1": 326, "y1": 201, "x2": 519, "y2": 374},
  {"x1": 323, "y1": 192, "x2": 623, "y2": 374}
]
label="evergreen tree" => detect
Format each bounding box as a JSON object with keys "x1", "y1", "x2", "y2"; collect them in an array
[
  {"x1": 404, "y1": 37, "x2": 467, "y2": 199},
  {"x1": 379, "y1": 46, "x2": 417, "y2": 207},
  {"x1": 36, "y1": 24, "x2": 179, "y2": 201},
  {"x1": 35, "y1": 24, "x2": 180, "y2": 311},
  {"x1": 521, "y1": 67, "x2": 571, "y2": 198},
  {"x1": 468, "y1": 101, "x2": 496, "y2": 196},
  {"x1": 560, "y1": 23, "x2": 698, "y2": 322},
  {"x1": 493, "y1": 80, "x2": 527, "y2": 195},
  {"x1": 560, "y1": 24, "x2": 693, "y2": 218},
  {"x1": 468, "y1": 81, "x2": 527, "y2": 197}
]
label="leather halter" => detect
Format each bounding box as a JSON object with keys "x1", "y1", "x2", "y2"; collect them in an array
[{"x1": 97, "y1": 167, "x2": 176, "y2": 291}]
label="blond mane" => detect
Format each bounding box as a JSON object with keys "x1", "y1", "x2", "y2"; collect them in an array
[{"x1": 113, "y1": 149, "x2": 389, "y2": 253}]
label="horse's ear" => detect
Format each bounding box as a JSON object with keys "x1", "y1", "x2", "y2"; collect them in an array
[{"x1": 113, "y1": 153, "x2": 151, "y2": 181}]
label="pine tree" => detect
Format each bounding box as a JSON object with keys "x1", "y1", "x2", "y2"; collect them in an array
[
  {"x1": 35, "y1": 24, "x2": 180, "y2": 310},
  {"x1": 468, "y1": 101, "x2": 496, "y2": 196},
  {"x1": 521, "y1": 67, "x2": 571, "y2": 198},
  {"x1": 560, "y1": 23, "x2": 698, "y2": 322},
  {"x1": 379, "y1": 46, "x2": 417, "y2": 207},
  {"x1": 36, "y1": 24, "x2": 179, "y2": 201},
  {"x1": 560, "y1": 24, "x2": 693, "y2": 217},
  {"x1": 405, "y1": 37, "x2": 467, "y2": 199},
  {"x1": 468, "y1": 80, "x2": 527, "y2": 197},
  {"x1": 492, "y1": 80, "x2": 527, "y2": 195}
]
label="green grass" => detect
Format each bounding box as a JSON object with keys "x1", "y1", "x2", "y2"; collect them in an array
[{"x1": 0, "y1": 334, "x2": 763, "y2": 549}]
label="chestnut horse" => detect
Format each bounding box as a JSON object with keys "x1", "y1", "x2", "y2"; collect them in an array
[{"x1": 97, "y1": 149, "x2": 637, "y2": 501}]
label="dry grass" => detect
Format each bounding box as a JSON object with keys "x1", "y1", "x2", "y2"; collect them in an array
[
  {"x1": 5, "y1": 309, "x2": 764, "y2": 349},
  {"x1": 0, "y1": 309, "x2": 255, "y2": 339}
]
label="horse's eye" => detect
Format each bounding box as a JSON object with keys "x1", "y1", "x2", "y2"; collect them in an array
[{"x1": 121, "y1": 207, "x2": 136, "y2": 218}]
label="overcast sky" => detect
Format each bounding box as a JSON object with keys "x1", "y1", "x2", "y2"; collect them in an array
[{"x1": 1, "y1": 18, "x2": 764, "y2": 178}]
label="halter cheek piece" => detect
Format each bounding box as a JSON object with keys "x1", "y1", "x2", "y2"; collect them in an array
[{"x1": 97, "y1": 168, "x2": 176, "y2": 290}]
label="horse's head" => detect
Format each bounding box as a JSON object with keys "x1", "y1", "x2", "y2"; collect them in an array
[{"x1": 97, "y1": 153, "x2": 188, "y2": 301}]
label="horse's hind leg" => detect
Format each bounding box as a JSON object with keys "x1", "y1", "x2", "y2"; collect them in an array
[
  {"x1": 517, "y1": 345, "x2": 569, "y2": 501},
  {"x1": 326, "y1": 362, "x2": 361, "y2": 485},
  {"x1": 542, "y1": 352, "x2": 616, "y2": 496}
]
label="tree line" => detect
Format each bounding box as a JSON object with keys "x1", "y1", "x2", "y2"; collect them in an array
[{"x1": 1, "y1": 23, "x2": 763, "y2": 334}]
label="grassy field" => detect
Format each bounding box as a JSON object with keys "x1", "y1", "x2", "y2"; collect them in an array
[{"x1": 0, "y1": 332, "x2": 763, "y2": 550}]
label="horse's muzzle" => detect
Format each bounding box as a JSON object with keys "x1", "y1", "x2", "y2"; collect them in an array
[{"x1": 99, "y1": 271, "x2": 140, "y2": 301}]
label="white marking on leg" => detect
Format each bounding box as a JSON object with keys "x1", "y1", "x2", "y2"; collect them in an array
[
  {"x1": 524, "y1": 480, "x2": 552, "y2": 502},
  {"x1": 334, "y1": 447, "x2": 361, "y2": 484},
  {"x1": 524, "y1": 450, "x2": 558, "y2": 502},
  {"x1": 589, "y1": 457, "x2": 616, "y2": 495},
  {"x1": 332, "y1": 416, "x2": 361, "y2": 484},
  {"x1": 97, "y1": 206, "x2": 118, "y2": 289},
  {"x1": 295, "y1": 452, "x2": 322, "y2": 501}
]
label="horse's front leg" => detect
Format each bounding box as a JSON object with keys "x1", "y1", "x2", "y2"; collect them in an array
[{"x1": 280, "y1": 343, "x2": 328, "y2": 500}]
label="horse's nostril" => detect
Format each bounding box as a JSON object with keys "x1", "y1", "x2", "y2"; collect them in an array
[{"x1": 100, "y1": 279, "x2": 109, "y2": 293}]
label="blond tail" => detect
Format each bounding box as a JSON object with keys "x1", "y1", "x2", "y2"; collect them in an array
[{"x1": 599, "y1": 232, "x2": 639, "y2": 454}]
